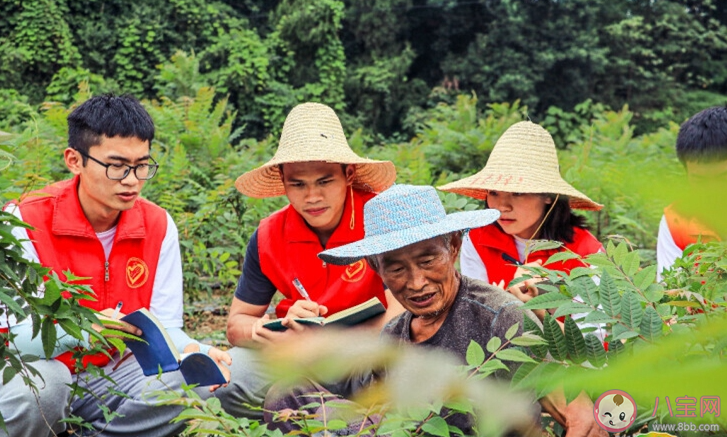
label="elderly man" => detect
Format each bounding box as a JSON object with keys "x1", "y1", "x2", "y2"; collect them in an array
[{"x1": 265, "y1": 184, "x2": 604, "y2": 436}]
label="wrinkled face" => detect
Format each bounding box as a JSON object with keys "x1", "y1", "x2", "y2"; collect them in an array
[
  {"x1": 281, "y1": 162, "x2": 354, "y2": 239},
  {"x1": 376, "y1": 235, "x2": 461, "y2": 319},
  {"x1": 67, "y1": 135, "x2": 151, "y2": 228},
  {"x1": 486, "y1": 191, "x2": 552, "y2": 239}
]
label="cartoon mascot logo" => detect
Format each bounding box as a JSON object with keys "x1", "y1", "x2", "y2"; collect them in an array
[
  {"x1": 341, "y1": 260, "x2": 366, "y2": 282},
  {"x1": 126, "y1": 257, "x2": 149, "y2": 289},
  {"x1": 594, "y1": 389, "x2": 637, "y2": 433}
]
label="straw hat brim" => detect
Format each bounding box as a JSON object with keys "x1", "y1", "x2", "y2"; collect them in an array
[
  {"x1": 319, "y1": 209, "x2": 500, "y2": 266},
  {"x1": 235, "y1": 158, "x2": 397, "y2": 198},
  {"x1": 438, "y1": 171, "x2": 603, "y2": 211}
]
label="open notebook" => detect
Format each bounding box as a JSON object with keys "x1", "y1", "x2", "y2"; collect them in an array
[{"x1": 263, "y1": 296, "x2": 386, "y2": 331}]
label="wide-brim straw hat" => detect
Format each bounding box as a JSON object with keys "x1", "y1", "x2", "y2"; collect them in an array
[
  {"x1": 438, "y1": 121, "x2": 602, "y2": 210},
  {"x1": 319, "y1": 185, "x2": 500, "y2": 266},
  {"x1": 235, "y1": 102, "x2": 397, "y2": 198}
]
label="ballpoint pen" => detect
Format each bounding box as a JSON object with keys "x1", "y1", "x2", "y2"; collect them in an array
[
  {"x1": 111, "y1": 301, "x2": 124, "y2": 319},
  {"x1": 501, "y1": 253, "x2": 523, "y2": 266},
  {"x1": 292, "y1": 278, "x2": 312, "y2": 301}
]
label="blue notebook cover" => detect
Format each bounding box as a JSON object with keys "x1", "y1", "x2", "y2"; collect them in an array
[{"x1": 121, "y1": 309, "x2": 226, "y2": 386}]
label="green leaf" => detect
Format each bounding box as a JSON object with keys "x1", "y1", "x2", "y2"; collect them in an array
[
  {"x1": 41, "y1": 317, "x2": 57, "y2": 359},
  {"x1": 599, "y1": 270, "x2": 621, "y2": 317},
  {"x1": 2, "y1": 366, "x2": 16, "y2": 385},
  {"x1": 564, "y1": 317, "x2": 587, "y2": 364},
  {"x1": 475, "y1": 359, "x2": 510, "y2": 379},
  {"x1": 613, "y1": 328, "x2": 639, "y2": 341},
  {"x1": 633, "y1": 265, "x2": 657, "y2": 291},
  {"x1": 613, "y1": 241, "x2": 628, "y2": 265},
  {"x1": 41, "y1": 279, "x2": 62, "y2": 306},
  {"x1": 486, "y1": 337, "x2": 501, "y2": 353},
  {"x1": 57, "y1": 318, "x2": 84, "y2": 340},
  {"x1": 619, "y1": 292, "x2": 643, "y2": 329},
  {"x1": 543, "y1": 315, "x2": 568, "y2": 361},
  {"x1": 495, "y1": 348, "x2": 537, "y2": 363},
  {"x1": 621, "y1": 251, "x2": 640, "y2": 277},
  {"x1": 523, "y1": 317, "x2": 548, "y2": 359},
  {"x1": 505, "y1": 322, "x2": 519, "y2": 341},
  {"x1": 572, "y1": 276, "x2": 600, "y2": 307},
  {"x1": 639, "y1": 306, "x2": 663, "y2": 342},
  {"x1": 443, "y1": 398, "x2": 474, "y2": 415},
  {"x1": 607, "y1": 339, "x2": 626, "y2": 359},
  {"x1": 0, "y1": 290, "x2": 26, "y2": 315},
  {"x1": 583, "y1": 311, "x2": 617, "y2": 324},
  {"x1": 644, "y1": 284, "x2": 665, "y2": 303},
  {"x1": 510, "y1": 332, "x2": 548, "y2": 347},
  {"x1": 466, "y1": 340, "x2": 485, "y2": 367},
  {"x1": 421, "y1": 416, "x2": 449, "y2": 437},
  {"x1": 525, "y1": 240, "x2": 564, "y2": 255},
  {"x1": 510, "y1": 361, "x2": 539, "y2": 390},
  {"x1": 584, "y1": 333, "x2": 607, "y2": 368},
  {"x1": 553, "y1": 301, "x2": 593, "y2": 318},
  {"x1": 583, "y1": 252, "x2": 614, "y2": 268},
  {"x1": 522, "y1": 292, "x2": 572, "y2": 310},
  {"x1": 327, "y1": 419, "x2": 348, "y2": 431},
  {"x1": 606, "y1": 240, "x2": 617, "y2": 258},
  {"x1": 545, "y1": 251, "x2": 582, "y2": 265}
]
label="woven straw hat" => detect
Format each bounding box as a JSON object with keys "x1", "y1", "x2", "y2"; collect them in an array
[
  {"x1": 235, "y1": 103, "x2": 397, "y2": 198},
  {"x1": 319, "y1": 185, "x2": 500, "y2": 265},
  {"x1": 438, "y1": 121, "x2": 602, "y2": 210}
]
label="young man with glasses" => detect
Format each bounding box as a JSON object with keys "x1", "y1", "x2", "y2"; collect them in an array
[{"x1": 1, "y1": 94, "x2": 231, "y2": 437}]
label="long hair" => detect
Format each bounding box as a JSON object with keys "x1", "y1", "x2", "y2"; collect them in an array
[{"x1": 537, "y1": 194, "x2": 589, "y2": 243}]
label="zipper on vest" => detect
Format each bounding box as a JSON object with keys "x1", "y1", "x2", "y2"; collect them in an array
[
  {"x1": 104, "y1": 261, "x2": 109, "y2": 281},
  {"x1": 322, "y1": 260, "x2": 326, "y2": 268}
]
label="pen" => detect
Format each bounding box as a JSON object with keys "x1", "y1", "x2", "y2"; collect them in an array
[
  {"x1": 111, "y1": 301, "x2": 123, "y2": 319},
  {"x1": 501, "y1": 253, "x2": 523, "y2": 266},
  {"x1": 292, "y1": 278, "x2": 312, "y2": 301}
]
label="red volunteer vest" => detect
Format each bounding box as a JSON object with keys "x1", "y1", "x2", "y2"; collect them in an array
[
  {"x1": 664, "y1": 204, "x2": 721, "y2": 250},
  {"x1": 258, "y1": 189, "x2": 387, "y2": 319},
  {"x1": 468, "y1": 224, "x2": 604, "y2": 286},
  {"x1": 16, "y1": 176, "x2": 167, "y2": 371}
]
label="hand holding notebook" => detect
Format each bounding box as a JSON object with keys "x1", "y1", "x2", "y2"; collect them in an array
[{"x1": 121, "y1": 308, "x2": 228, "y2": 386}]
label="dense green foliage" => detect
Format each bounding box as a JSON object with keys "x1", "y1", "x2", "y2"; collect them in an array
[
  {"x1": 2, "y1": 0, "x2": 727, "y2": 138},
  {"x1": 1, "y1": 2, "x2": 726, "y2": 434}
]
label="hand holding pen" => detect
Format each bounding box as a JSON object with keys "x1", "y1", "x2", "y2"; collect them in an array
[{"x1": 285, "y1": 278, "x2": 327, "y2": 318}]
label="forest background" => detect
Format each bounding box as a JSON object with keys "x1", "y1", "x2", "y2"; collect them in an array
[{"x1": 1, "y1": 0, "x2": 727, "y2": 324}]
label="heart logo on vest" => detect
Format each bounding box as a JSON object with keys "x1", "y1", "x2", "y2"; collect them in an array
[
  {"x1": 126, "y1": 257, "x2": 149, "y2": 289},
  {"x1": 341, "y1": 260, "x2": 366, "y2": 283}
]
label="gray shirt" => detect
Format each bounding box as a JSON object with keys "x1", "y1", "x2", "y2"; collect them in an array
[
  {"x1": 382, "y1": 275, "x2": 542, "y2": 435},
  {"x1": 383, "y1": 275, "x2": 541, "y2": 368}
]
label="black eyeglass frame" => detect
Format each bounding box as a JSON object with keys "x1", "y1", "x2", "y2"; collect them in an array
[{"x1": 75, "y1": 148, "x2": 159, "y2": 181}]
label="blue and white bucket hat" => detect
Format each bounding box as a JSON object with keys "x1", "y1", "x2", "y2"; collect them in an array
[{"x1": 318, "y1": 184, "x2": 500, "y2": 266}]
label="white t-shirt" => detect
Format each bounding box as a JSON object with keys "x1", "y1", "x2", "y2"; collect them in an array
[{"x1": 656, "y1": 214, "x2": 682, "y2": 281}]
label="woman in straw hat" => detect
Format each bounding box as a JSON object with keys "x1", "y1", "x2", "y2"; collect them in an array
[
  {"x1": 216, "y1": 102, "x2": 403, "y2": 418},
  {"x1": 438, "y1": 121, "x2": 604, "y2": 306}
]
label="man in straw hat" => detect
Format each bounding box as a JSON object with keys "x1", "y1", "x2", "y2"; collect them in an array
[
  {"x1": 438, "y1": 121, "x2": 603, "y2": 312},
  {"x1": 264, "y1": 184, "x2": 603, "y2": 435},
  {"x1": 215, "y1": 102, "x2": 403, "y2": 417}
]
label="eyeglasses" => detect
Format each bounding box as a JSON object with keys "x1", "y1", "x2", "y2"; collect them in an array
[{"x1": 76, "y1": 149, "x2": 159, "y2": 181}]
